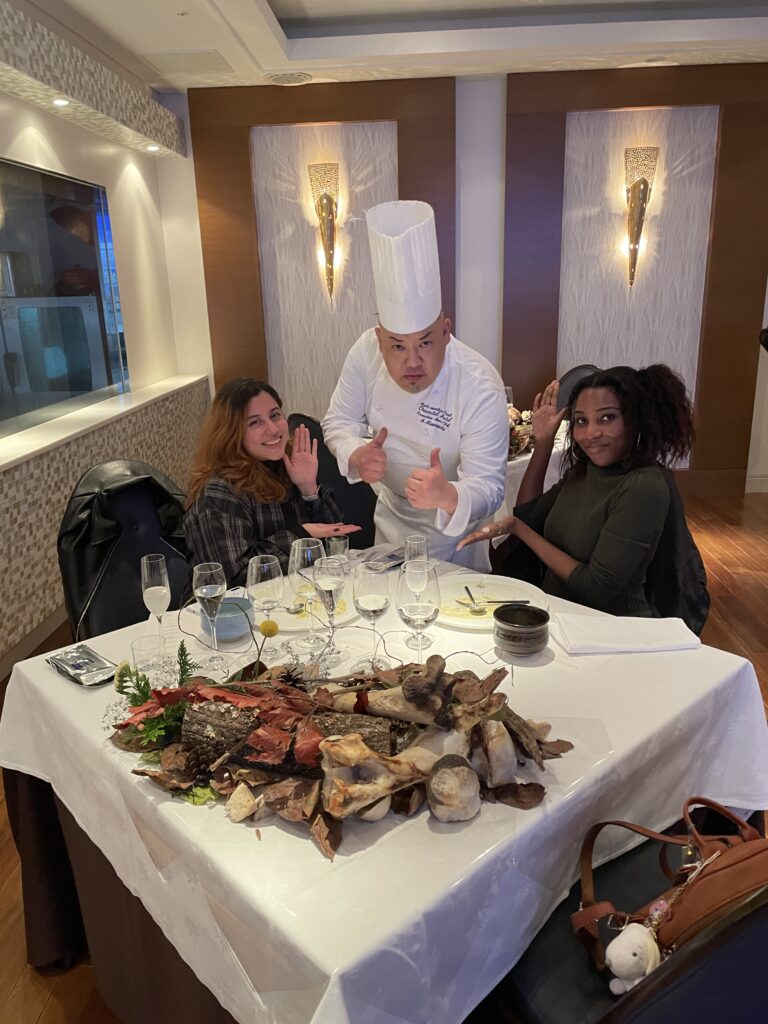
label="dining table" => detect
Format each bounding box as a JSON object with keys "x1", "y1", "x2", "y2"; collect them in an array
[{"x1": 2, "y1": 553, "x2": 768, "y2": 1024}]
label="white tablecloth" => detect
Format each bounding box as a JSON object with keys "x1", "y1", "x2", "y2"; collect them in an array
[{"x1": 2, "y1": 582, "x2": 768, "y2": 1024}]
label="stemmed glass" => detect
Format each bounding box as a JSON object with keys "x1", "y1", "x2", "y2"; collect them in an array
[
  {"x1": 350, "y1": 561, "x2": 392, "y2": 674},
  {"x1": 193, "y1": 562, "x2": 229, "y2": 677},
  {"x1": 396, "y1": 560, "x2": 440, "y2": 665},
  {"x1": 246, "y1": 555, "x2": 284, "y2": 659},
  {"x1": 288, "y1": 538, "x2": 326, "y2": 653},
  {"x1": 402, "y1": 536, "x2": 434, "y2": 650},
  {"x1": 313, "y1": 556, "x2": 347, "y2": 668},
  {"x1": 326, "y1": 535, "x2": 350, "y2": 574},
  {"x1": 141, "y1": 553, "x2": 170, "y2": 635}
]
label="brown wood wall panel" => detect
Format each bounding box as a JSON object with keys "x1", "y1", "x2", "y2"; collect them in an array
[
  {"x1": 188, "y1": 80, "x2": 455, "y2": 390},
  {"x1": 502, "y1": 111, "x2": 566, "y2": 407},
  {"x1": 503, "y1": 65, "x2": 768, "y2": 500}
]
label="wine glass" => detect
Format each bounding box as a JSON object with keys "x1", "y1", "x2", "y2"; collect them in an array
[
  {"x1": 396, "y1": 560, "x2": 440, "y2": 665},
  {"x1": 350, "y1": 561, "x2": 392, "y2": 674},
  {"x1": 246, "y1": 555, "x2": 284, "y2": 659},
  {"x1": 141, "y1": 553, "x2": 170, "y2": 635},
  {"x1": 313, "y1": 556, "x2": 347, "y2": 668},
  {"x1": 193, "y1": 562, "x2": 229, "y2": 677},
  {"x1": 402, "y1": 536, "x2": 433, "y2": 651},
  {"x1": 288, "y1": 538, "x2": 326, "y2": 653}
]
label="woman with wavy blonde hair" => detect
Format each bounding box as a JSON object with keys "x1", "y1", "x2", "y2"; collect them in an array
[{"x1": 185, "y1": 378, "x2": 359, "y2": 586}]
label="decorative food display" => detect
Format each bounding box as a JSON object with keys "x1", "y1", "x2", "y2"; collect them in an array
[{"x1": 111, "y1": 640, "x2": 573, "y2": 860}]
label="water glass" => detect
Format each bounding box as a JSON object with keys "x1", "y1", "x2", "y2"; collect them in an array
[
  {"x1": 396, "y1": 560, "x2": 440, "y2": 665},
  {"x1": 504, "y1": 385, "x2": 514, "y2": 406},
  {"x1": 350, "y1": 561, "x2": 391, "y2": 673},
  {"x1": 130, "y1": 635, "x2": 174, "y2": 687},
  {"x1": 141, "y1": 553, "x2": 171, "y2": 634},
  {"x1": 288, "y1": 538, "x2": 326, "y2": 653}
]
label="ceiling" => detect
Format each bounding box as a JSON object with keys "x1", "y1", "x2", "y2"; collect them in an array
[{"x1": 21, "y1": 0, "x2": 768, "y2": 93}]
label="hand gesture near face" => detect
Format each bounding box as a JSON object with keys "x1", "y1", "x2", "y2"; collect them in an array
[
  {"x1": 283, "y1": 424, "x2": 319, "y2": 495},
  {"x1": 405, "y1": 449, "x2": 457, "y2": 512},
  {"x1": 349, "y1": 427, "x2": 388, "y2": 484},
  {"x1": 531, "y1": 380, "x2": 566, "y2": 443}
]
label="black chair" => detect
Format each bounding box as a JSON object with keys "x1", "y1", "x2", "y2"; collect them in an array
[
  {"x1": 464, "y1": 810, "x2": 768, "y2": 1024},
  {"x1": 57, "y1": 460, "x2": 190, "y2": 640},
  {"x1": 557, "y1": 364, "x2": 599, "y2": 411},
  {"x1": 288, "y1": 413, "x2": 377, "y2": 549}
]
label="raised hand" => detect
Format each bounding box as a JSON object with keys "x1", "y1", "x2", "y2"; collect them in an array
[
  {"x1": 531, "y1": 380, "x2": 566, "y2": 443},
  {"x1": 303, "y1": 523, "x2": 362, "y2": 540},
  {"x1": 405, "y1": 448, "x2": 457, "y2": 513},
  {"x1": 456, "y1": 516, "x2": 515, "y2": 551},
  {"x1": 349, "y1": 427, "x2": 388, "y2": 484},
  {"x1": 283, "y1": 424, "x2": 319, "y2": 496}
]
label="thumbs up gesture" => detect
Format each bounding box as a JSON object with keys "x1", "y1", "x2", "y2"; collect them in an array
[
  {"x1": 405, "y1": 448, "x2": 458, "y2": 514},
  {"x1": 349, "y1": 427, "x2": 388, "y2": 483}
]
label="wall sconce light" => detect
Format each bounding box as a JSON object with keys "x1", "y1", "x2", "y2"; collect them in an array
[
  {"x1": 624, "y1": 146, "x2": 659, "y2": 287},
  {"x1": 307, "y1": 162, "x2": 339, "y2": 300}
]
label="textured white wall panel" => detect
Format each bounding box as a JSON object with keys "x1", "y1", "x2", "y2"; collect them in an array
[
  {"x1": 557, "y1": 106, "x2": 719, "y2": 404},
  {"x1": 250, "y1": 122, "x2": 397, "y2": 420}
]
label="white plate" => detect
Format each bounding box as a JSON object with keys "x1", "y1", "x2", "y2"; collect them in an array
[
  {"x1": 436, "y1": 573, "x2": 548, "y2": 632},
  {"x1": 251, "y1": 579, "x2": 359, "y2": 634}
]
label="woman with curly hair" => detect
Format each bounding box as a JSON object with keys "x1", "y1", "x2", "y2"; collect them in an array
[
  {"x1": 459, "y1": 365, "x2": 706, "y2": 621},
  {"x1": 184, "y1": 378, "x2": 359, "y2": 586}
]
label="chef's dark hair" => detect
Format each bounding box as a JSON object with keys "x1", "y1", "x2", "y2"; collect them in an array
[{"x1": 562, "y1": 364, "x2": 694, "y2": 475}]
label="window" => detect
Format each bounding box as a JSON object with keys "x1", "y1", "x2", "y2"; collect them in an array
[{"x1": 0, "y1": 158, "x2": 128, "y2": 439}]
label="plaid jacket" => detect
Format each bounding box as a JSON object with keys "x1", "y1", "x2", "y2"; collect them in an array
[{"x1": 184, "y1": 476, "x2": 343, "y2": 586}]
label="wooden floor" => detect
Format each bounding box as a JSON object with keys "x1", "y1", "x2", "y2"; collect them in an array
[{"x1": 0, "y1": 493, "x2": 766, "y2": 1023}]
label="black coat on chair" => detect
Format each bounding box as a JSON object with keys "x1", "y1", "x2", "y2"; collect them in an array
[
  {"x1": 57, "y1": 460, "x2": 190, "y2": 640},
  {"x1": 287, "y1": 413, "x2": 377, "y2": 549}
]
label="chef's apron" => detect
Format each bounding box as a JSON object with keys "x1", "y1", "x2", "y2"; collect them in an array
[{"x1": 367, "y1": 365, "x2": 491, "y2": 572}]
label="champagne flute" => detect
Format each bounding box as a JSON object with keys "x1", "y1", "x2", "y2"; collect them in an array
[
  {"x1": 246, "y1": 555, "x2": 284, "y2": 659},
  {"x1": 141, "y1": 553, "x2": 171, "y2": 635},
  {"x1": 193, "y1": 562, "x2": 229, "y2": 676},
  {"x1": 288, "y1": 538, "x2": 325, "y2": 653},
  {"x1": 396, "y1": 560, "x2": 440, "y2": 665},
  {"x1": 326, "y1": 535, "x2": 350, "y2": 574},
  {"x1": 350, "y1": 561, "x2": 392, "y2": 673},
  {"x1": 404, "y1": 534, "x2": 428, "y2": 561},
  {"x1": 313, "y1": 556, "x2": 347, "y2": 668},
  {"x1": 402, "y1": 536, "x2": 433, "y2": 650}
]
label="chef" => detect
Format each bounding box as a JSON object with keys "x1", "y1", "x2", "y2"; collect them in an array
[{"x1": 322, "y1": 200, "x2": 509, "y2": 570}]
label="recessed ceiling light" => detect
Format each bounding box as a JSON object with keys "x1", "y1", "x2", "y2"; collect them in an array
[
  {"x1": 53, "y1": 98, "x2": 70, "y2": 107},
  {"x1": 147, "y1": 145, "x2": 160, "y2": 153}
]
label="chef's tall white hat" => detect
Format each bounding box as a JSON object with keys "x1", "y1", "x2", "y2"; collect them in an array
[{"x1": 365, "y1": 200, "x2": 442, "y2": 335}]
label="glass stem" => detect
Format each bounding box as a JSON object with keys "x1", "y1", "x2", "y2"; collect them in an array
[
  {"x1": 371, "y1": 622, "x2": 377, "y2": 662},
  {"x1": 417, "y1": 629, "x2": 423, "y2": 665},
  {"x1": 328, "y1": 611, "x2": 335, "y2": 649},
  {"x1": 210, "y1": 616, "x2": 218, "y2": 653},
  {"x1": 307, "y1": 597, "x2": 317, "y2": 641},
  {"x1": 156, "y1": 613, "x2": 163, "y2": 635}
]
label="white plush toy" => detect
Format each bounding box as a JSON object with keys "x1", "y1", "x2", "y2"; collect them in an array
[{"x1": 604, "y1": 922, "x2": 661, "y2": 996}]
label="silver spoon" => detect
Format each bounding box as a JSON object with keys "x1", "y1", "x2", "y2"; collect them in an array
[{"x1": 463, "y1": 586, "x2": 488, "y2": 615}]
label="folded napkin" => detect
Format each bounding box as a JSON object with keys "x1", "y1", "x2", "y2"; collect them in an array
[{"x1": 550, "y1": 612, "x2": 701, "y2": 655}]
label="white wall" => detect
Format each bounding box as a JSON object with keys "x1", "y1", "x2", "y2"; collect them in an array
[
  {"x1": 250, "y1": 121, "x2": 397, "y2": 419},
  {"x1": 156, "y1": 93, "x2": 214, "y2": 389},
  {"x1": 455, "y1": 76, "x2": 506, "y2": 374},
  {"x1": 0, "y1": 88, "x2": 178, "y2": 390},
  {"x1": 746, "y1": 278, "x2": 768, "y2": 492}
]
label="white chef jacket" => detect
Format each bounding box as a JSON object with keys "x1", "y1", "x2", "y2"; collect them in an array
[{"x1": 322, "y1": 329, "x2": 509, "y2": 570}]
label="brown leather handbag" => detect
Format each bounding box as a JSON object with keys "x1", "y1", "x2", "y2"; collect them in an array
[{"x1": 571, "y1": 797, "x2": 768, "y2": 968}]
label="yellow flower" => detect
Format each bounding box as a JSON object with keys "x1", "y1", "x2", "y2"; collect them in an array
[{"x1": 259, "y1": 619, "x2": 279, "y2": 638}]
